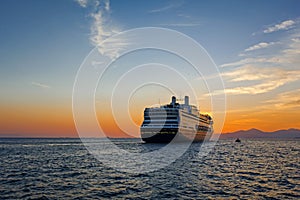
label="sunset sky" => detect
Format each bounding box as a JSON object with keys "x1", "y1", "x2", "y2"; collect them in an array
[{"x1": 1, "y1": 0, "x2": 300, "y2": 137}]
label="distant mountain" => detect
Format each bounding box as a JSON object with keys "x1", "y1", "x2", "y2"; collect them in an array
[{"x1": 220, "y1": 128, "x2": 300, "y2": 139}]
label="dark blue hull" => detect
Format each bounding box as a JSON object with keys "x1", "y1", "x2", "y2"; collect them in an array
[{"x1": 141, "y1": 128, "x2": 210, "y2": 143}]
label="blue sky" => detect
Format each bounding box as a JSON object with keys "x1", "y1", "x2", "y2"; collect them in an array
[
  {"x1": 1, "y1": 0, "x2": 300, "y2": 136},
  {"x1": 1, "y1": 0, "x2": 299, "y2": 80}
]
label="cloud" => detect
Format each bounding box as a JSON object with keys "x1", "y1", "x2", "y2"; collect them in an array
[
  {"x1": 90, "y1": 9, "x2": 117, "y2": 45},
  {"x1": 76, "y1": 0, "x2": 88, "y2": 8},
  {"x1": 225, "y1": 69, "x2": 300, "y2": 95},
  {"x1": 221, "y1": 28, "x2": 300, "y2": 68},
  {"x1": 217, "y1": 24, "x2": 300, "y2": 97},
  {"x1": 263, "y1": 20, "x2": 295, "y2": 33},
  {"x1": 148, "y1": 1, "x2": 184, "y2": 13},
  {"x1": 220, "y1": 67, "x2": 300, "y2": 95},
  {"x1": 264, "y1": 89, "x2": 300, "y2": 109},
  {"x1": 31, "y1": 82, "x2": 51, "y2": 89},
  {"x1": 149, "y1": 5, "x2": 174, "y2": 13},
  {"x1": 212, "y1": 66, "x2": 300, "y2": 96},
  {"x1": 177, "y1": 13, "x2": 191, "y2": 19},
  {"x1": 104, "y1": 0, "x2": 110, "y2": 11},
  {"x1": 222, "y1": 65, "x2": 279, "y2": 82},
  {"x1": 244, "y1": 42, "x2": 275, "y2": 52},
  {"x1": 220, "y1": 57, "x2": 275, "y2": 68},
  {"x1": 75, "y1": 0, "x2": 124, "y2": 59}
]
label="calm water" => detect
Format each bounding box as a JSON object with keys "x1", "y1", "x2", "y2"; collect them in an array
[{"x1": 0, "y1": 138, "x2": 299, "y2": 199}]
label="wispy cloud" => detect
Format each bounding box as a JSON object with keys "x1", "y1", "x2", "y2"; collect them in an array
[
  {"x1": 31, "y1": 82, "x2": 51, "y2": 89},
  {"x1": 220, "y1": 66, "x2": 300, "y2": 95},
  {"x1": 217, "y1": 26, "x2": 300, "y2": 96},
  {"x1": 220, "y1": 57, "x2": 276, "y2": 68},
  {"x1": 75, "y1": 0, "x2": 125, "y2": 59},
  {"x1": 221, "y1": 27, "x2": 300, "y2": 68},
  {"x1": 263, "y1": 19, "x2": 295, "y2": 33},
  {"x1": 149, "y1": 4, "x2": 174, "y2": 13},
  {"x1": 244, "y1": 42, "x2": 275, "y2": 52},
  {"x1": 177, "y1": 13, "x2": 191, "y2": 19},
  {"x1": 76, "y1": 0, "x2": 88, "y2": 8},
  {"x1": 222, "y1": 65, "x2": 280, "y2": 82},
  {"x1": 148, "y1": 1, "x2": 184, "y2": 13},
  {"x1": 264, "y1": 89, "x2": 300, "y2": 109}
]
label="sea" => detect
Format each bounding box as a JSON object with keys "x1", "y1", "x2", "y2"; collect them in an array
[{"x1": 0, "y1": 138, "x2": 299, "y2": 199}]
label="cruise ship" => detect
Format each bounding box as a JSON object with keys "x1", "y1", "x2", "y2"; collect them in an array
[{"x1": 140, "y1": 96, "x2": 213, "y2": 143}]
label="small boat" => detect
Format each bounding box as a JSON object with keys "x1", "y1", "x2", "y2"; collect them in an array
[{"x1": 235, "y1": 138, "x2": 241, "y2": 143}]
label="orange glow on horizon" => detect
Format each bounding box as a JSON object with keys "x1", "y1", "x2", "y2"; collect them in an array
[
  {"x1": 1, "y1": 100, "x2": 300, "y2": 137},
  {"x1": 0, "y1": 103, "x2": 76, "y2": 137}
]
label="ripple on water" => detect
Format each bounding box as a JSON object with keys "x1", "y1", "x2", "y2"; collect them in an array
[{"x1": 0, "y1": 138, "x2": 299, "y2": 199}]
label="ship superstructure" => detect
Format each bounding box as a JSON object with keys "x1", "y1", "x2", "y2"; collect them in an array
[{"x1": 140, "y1": 96, "x2": 213, "y2": 143}]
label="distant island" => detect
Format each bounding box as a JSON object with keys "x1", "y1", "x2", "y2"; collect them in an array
[{"x1": 220, "y1": 128, "x2": 300, "y2": 139}]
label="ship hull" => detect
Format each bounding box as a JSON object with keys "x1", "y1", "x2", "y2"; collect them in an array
[
  {"x1": 142, "y1": 133, "x2": 176, "y2": 143},
  {"x1": 141, "y1": 129, "x2": 211, "y2": 143}
]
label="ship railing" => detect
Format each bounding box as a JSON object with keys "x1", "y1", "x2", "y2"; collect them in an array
[
  {"x1": 143, "y1": 119, "x2": 179, "y2": 122},
  {"x1": 141, "y1": 125, "x2": 179, "y2": 128}
]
